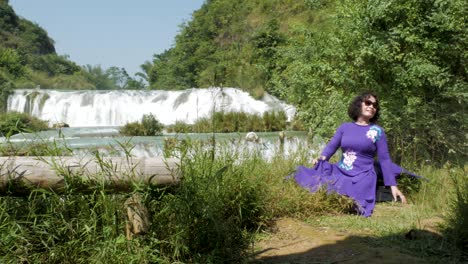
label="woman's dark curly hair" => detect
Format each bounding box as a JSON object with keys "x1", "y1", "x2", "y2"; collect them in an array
[{"x1": 348, "y1": 91, "x2": 380, "y2": 123}]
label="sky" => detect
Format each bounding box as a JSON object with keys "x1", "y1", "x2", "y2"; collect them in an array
[{"x1": 9, "y1": 0, "x2": 206, "y2": 76}]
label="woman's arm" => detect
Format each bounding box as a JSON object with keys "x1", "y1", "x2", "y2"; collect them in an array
[
  {"x1": 376, "y1": 127, "x2": 407, "y2": 203},
  {"x1": 319, "y1": 124, "x2": 345, "y2": 161}
]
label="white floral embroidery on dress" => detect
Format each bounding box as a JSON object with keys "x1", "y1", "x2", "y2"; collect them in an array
[
  {"x1": 339, "y1": 150, "x2": 357, "y2": 171},
  {"x1": 366, "y1": 125, "x2": 382, "y2": 143}
]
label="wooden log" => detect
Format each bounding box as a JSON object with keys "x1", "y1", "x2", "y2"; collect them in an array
[{"x1": 0, "y1": 156, "x2": 180, "y2": 194}]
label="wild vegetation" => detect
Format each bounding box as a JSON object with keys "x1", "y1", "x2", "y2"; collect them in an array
[
  {"x1": 0, "y1": 111, "x2": 48, "y2": 137},
  {"x1": 119, "y1": 113, "x2": 164, "y2": 136},
  {"x1": 120, "y1": 110, "x2": 298, "y2": 135},
  {"x1": 166, "y1": 110, "x2": 291, "y2": 133},
  {"x1": 0, "y1": 140, "x2": 466, "y2": 263},
  {"x1": 145, "y1": 0, "x2": 466, "y2": 166}
]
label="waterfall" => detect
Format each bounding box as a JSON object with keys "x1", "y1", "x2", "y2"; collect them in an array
[{"x1": 7, "y1": 88, "x2": 296, "y2": 127}]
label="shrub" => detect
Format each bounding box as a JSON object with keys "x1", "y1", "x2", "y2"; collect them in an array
[
  {"x1": 0, "y1": 78, "x2": 13, "y2": 112},
  {"x1": 165, "y1": 110, "x2": 292, "y2": 133},
  {"x1": 0, "y1": 48, "x2": 24, "y2": 77},
  {"x1": 444, "y1": 170, "x2": 468, "y2": 253},
  {"x1": 165, "y1": 121, "x2": 193, "y2": 133},
  {"x1": 120, "y1": 113, "x2": 163, "y2": 136},
  {"x1": 0, "y1": 111, "x2": 48, "y2": 137},
  {"x1": 148, "y1": 142, "x2": 268, "y2": 262}
]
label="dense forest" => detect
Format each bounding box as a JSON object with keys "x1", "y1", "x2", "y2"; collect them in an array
[
  {"x1": 0, "y1": 0, "x2": 145, "y2": 99},
  {"x1": 145, "y1": 0, "x2": 466, "y2": 165}
]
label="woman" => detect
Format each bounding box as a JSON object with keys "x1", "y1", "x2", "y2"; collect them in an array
[{"x1": 294, "y1": 92, "x2": 407, "y2": 217}]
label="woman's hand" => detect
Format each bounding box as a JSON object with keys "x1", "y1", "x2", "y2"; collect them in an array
[
  {"x1": 312, "y1": 156, "x2": 327, "y2": 165},
  {"x1": 390, "y1": 186, "x2": 407, "y2": 204}
]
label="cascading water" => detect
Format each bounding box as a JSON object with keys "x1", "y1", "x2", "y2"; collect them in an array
[
  {"x1": 4, "y1": 88, "x2": 316, "y2": 159},
  {"x1": 7, "y1": 88, "x2": 296, "y2": 127}
]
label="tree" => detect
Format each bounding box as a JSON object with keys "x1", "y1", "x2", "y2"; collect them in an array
[
  {"x1": 107, "y1": 66, "x2": 130, "y2": 89},
  {"x1": 340, "y1": 0, "x2": 467, "y2": 163},
  {"x1": 81, "y1": 65, "x2": 113, "y2": 90},
  {"x1": 0, "y1": 47, "x2": 24, "y2": 77}
]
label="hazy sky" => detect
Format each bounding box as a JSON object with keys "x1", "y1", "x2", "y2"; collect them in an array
[{"x1": 9, "y1": 0, "x2": 205, "y2": 76}]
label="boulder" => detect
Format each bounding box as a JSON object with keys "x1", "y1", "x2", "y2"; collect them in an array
[{"x1": 52, "y1": 122, "x2": 70, "y2": 128}]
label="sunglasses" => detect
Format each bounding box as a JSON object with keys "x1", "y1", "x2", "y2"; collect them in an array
[{"x1": 363, "y1": 100, "x2": 379, "y2": 108}]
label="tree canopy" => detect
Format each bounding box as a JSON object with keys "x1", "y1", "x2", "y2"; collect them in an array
[{"x1": 148, "y1": 0, "x2": 467, "y2": 164}]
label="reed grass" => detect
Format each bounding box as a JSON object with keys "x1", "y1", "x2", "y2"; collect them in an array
[{"x1": 165, "y1": 110, "x2": 290, "y2": 133}]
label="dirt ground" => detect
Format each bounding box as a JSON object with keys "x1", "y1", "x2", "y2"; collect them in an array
[{"x1": 251, "y1": 217, "x2": 444, "y2": 264}]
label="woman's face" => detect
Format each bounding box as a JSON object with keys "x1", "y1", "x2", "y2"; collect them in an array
[{"x1": 359, "y1": 95, "x2": 378, "y2": 120}]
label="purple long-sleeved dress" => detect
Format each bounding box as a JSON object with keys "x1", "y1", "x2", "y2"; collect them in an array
[{"x1": 294, "y1": 122, "x2": 398, "y2": 217}]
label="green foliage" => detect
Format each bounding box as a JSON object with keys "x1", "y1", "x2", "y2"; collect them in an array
[
  {"x1": 0, "y1": 47, "x2": 24, "y2": 77},
  {"x1": 0, "y1": 1, "x2": 97, "y2": 89},
  {"x1": 140, "y1": 113, "x2": 164, "y2": 135},
  {"x1": 166, "y1": 110, "x2": 290, "y2": 133},
  {"x1": 444, "y1": 168, "x2": 468, "y2": 253},
  {"x1": 147, "y1": 0, "x2": 321, "y2": 92},
  {"x1": 0, "y1": 0, "x2": 19, "y2": 32},
  {"x1": 80, "y1": 65, "x2": 114, "y2": 90},
  {"x1": 148, "y1": 0, "x2": 466, "y2": 165},
  {"x1": 0, "y1": 111, "x2": 48, "y2": 137},
  {"x1": 0, "y1": 141, "x2": 72, "y2": 156},
  {"x1": 27, "y1": 54, "x2": 80, "y2": 76},
  {"x1": 81, "y1": 65, "x2": 147, "y2": 90},
  {"x1": 120, "y1": 113, "x2": 163, "y2": 136},
  {"x1": 106, "y1": 66, "x2": 133, "y2": 89},
  {"x1": 0, "y1": 78, "x2": 13, "y2": 112},
  {"x1": 330, "y1": 1, "x2": 468, "y2": 165},
  {"x1": 2, "y1": 137, "x2": 463, "y2": 262},
  {"x1": 0, "y1": 192, "x2": 152, "y2": 263},
  {"x1": 336, "y1": 0, "x2": 467, "y2": 164},
  {"x1": 148, "y1": 140, "x2": 353, "y2": 262},
  {"x1": 149, "y1": 144, "x2": 265, "y2": 261},
  {"x1": 14, "y1": 19, "x2": 55, "y2": 55},
  {"x1": 1, "y1": 0, "x2": 55, "y2": 57}
]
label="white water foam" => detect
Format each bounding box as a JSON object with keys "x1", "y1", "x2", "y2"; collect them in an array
[{"x1": 8, "y1": 88, "x2": 296, "y2": 127}]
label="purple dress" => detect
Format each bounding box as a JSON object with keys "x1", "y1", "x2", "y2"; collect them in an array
[{"x1": 294, "y1": 122, "x2": 398, "y2": 217}]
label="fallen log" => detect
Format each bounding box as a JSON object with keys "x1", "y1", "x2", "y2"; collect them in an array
[{"x1": 0, "y1": 156, "x2": 180, "y2": 194}]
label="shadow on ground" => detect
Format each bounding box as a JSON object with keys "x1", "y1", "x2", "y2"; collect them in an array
[{"x1": 250, "y1": 218, "x2": 464, "y2": 264}]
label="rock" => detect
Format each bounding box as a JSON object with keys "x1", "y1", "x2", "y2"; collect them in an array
[
  {"x1": 52, "y1": 122, "x2": 70, "y2": 128},
  {"x1": 245, "y1": 132, "x2": 259, "y2": 142}
]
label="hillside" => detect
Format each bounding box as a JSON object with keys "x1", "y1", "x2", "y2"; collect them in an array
[
  {"x1": 0, "y1": 0, "x2": 92, "y2": 88},
  {"x1": 0, "y1": 0, "x2": 147, "y2": 95},
  {"x1": 147, "y1": 0, "x2": 467, "y2": 165},
  {"x1": 146, "y1": 0, "x2": 332, "y2": 95}
]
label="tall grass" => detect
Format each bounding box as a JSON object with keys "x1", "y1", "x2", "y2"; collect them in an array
[
  {"x1": 442, "y1": 165, "x2": 468, "y2": 253},
  {"x1": 0, "y1": 134, "x2": 466, "y2": 262},
  {"x1": 0, "y1": 136, "x2": 355, "y2": 263},
  {"x1": 165, "y1": 110, "x2": 290, "y2": 133}
]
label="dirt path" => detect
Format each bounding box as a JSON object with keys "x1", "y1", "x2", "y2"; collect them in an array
[{"x1": 251, "y1": 217, "x2": 442, "y2": 263}]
